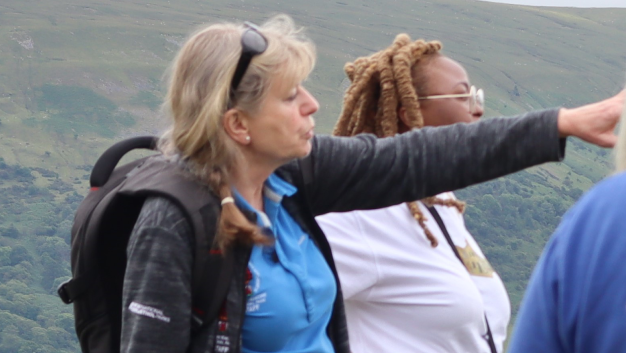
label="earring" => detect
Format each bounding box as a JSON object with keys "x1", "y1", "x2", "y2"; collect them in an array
[{"x1": 245, "y1": 136, "x2": 250, "y2": 142}]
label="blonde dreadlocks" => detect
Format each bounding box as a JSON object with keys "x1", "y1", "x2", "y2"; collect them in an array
[{"x1": 334, "y1": 34, "x2": 466, "y2": 247}]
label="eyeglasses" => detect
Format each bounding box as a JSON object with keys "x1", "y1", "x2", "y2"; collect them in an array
[
  {"x1": 418, "y1": 85, "x2": 485, "y2": 114},
  {"x1": 229, "y1": 22, "x2": 268, "y2": 102}
]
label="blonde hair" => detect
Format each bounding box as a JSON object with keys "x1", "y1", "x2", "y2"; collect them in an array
[
  {"x1": 335, "y1": 34, "x2": 465, "y2": 247},
  {"x1": 615, "y1": 91, "x2": 626, "y2": 172},
  {"x1": 160, "y1": 15, "x2": 316, "y2": 249}
]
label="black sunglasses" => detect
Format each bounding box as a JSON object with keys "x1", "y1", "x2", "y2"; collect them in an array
[{"x1": 229, "y1": 22, "x2": 268, "y2": 100}]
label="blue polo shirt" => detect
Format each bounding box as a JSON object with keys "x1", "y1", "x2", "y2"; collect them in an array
[{"x1": 234, "y1": 174, "x2": 336, "y2": 353}]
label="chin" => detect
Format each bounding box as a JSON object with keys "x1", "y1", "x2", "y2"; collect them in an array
[
  {"x1": 299, "y1": 150, "x2": 312, "y2": 159},
  {"x1": 283, "y1": 142, "x2": 312, "y2": 161},
  {"x1": 292, "y1": 151, "x2": 310, "y2": 160},
  {"x1": 301, "y1": 142, "x2": 312, "y2": 157}
]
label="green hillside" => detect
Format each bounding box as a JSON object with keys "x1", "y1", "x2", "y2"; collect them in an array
[{"x1": 1, "y1": 0, "x2": 625, "y2": 351}]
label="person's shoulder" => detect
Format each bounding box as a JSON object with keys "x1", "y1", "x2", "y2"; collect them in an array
[
  {"x1": 142, "y1": 196, "x2": 185, "y2": 215},
  {"x1": 555, "y1": 172, "x2": 626, "y2": 247},
  {"x1": 135, "y1": 196, "x2": 192, "y2": 237}
]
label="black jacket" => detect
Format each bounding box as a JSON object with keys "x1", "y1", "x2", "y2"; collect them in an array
[{"x1": 121, "y1": 109, "x2": 565, "y2": 353}]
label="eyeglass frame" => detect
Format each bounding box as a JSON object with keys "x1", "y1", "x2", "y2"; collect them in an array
[
  {"x1": 418, "y1": 85, "x2": 485, "y2": 114},
  {"x1": 229, "y1": 21, "x2": 268, "y2": 105}
]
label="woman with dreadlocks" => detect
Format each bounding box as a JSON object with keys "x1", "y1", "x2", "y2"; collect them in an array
[{"x1": 316, "y1": 34, "x2": 564, "y2": 353}]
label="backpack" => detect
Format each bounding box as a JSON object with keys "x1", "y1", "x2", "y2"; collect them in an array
[{"x1": 57, "y1": 136, "x2": 233, "y2": 352}]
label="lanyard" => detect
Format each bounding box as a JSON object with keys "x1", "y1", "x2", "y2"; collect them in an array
[{"x1": 427, "y1": 206, "x2": 498, "y2": 353}]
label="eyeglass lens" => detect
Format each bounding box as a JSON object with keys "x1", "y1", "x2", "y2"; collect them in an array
[{"x1": 470, "y1": 86, "x2": 485, "y2": 114}]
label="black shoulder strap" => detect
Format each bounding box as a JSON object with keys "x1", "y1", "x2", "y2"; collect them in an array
[
  {"x1": 119, "y1": 156, "x2": 234, "y2": 331},
  {"x1": 427, "y1": 206, "x2": 498, "y2": 353}
]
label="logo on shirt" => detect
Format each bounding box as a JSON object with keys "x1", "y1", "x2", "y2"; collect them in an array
[
  {"x1": 456, "y1": 242, "x2": 494, "y2": 278},
  {"x1": 247, "y1": 292, "x2": 267, "y2": 313},
  {"x1": 246, "y1": 263, "x2": 266, "y2": 313}
]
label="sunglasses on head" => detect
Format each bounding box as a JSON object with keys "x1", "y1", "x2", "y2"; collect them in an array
[
  {"x1": 229, "y1": 22, "x2": 268, "y2": 104},
  {"x1": 418, "y1": 85, "x2": 485, "y2": 115}
]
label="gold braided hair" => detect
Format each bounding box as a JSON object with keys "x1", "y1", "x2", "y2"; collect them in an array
[{"x1": 334, "y1": 34, "x2": 466, "y2": 247}]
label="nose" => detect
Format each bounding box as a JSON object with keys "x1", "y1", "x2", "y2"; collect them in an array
[
  {"x1": 472, "y1": 103, "x2": 484, "y2": 120},
  {"x1": 300, "y1": 86, "x2": 319, "y2": 117}
]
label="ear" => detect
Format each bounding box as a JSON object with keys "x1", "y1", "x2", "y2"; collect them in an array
[{"x1": 223, "y1": 108, "x2": 251, "y2": 145}]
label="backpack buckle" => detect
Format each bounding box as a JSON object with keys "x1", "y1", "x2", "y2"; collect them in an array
[
  {"x1": 191, "y1": 307, "x2": 204, "y2": 333},
  {"x1": 57, "y1": 279, "x2": 74, "y2": 304}
]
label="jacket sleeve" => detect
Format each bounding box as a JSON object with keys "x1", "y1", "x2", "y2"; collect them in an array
[
  {"x1": 121, "y1": 197, "x2": 194, "y2": 353},
  {"x1": 306, "y1": 109, "x2": 564, "y2": 215}
]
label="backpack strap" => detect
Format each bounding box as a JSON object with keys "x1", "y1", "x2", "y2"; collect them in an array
[
  {"x1": 90, "y1": 136, "x2": 157, "y2": 188},
  {"x1": 57, "y1": 271, "x2": 93, "y2": 304},
  {"x1": 120, "y1": 156, "x2": 234, "y2": 331},
  {"x1": 426, "y1": 206, "x2": 498, "y2": 353}
]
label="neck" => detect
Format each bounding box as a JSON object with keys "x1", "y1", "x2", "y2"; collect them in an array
[{"x1": 231, "y1": 153, "x2": 280, "y2": 212}]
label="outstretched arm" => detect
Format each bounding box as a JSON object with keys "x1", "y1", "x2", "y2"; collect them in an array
[
  {"x1": 305, "y1": 90, "x2": 624, "y2": 216},
  {"x1": 306, "y1": 108, "x2": 563, "y2": 215}
]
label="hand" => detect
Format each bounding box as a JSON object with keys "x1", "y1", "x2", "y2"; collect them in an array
[{"x1": 557, "y1": 89, "x2": 626, "y2": 148}]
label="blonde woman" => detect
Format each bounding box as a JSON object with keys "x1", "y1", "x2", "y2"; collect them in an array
[
  {"x1": 509, "y1": 94, "x2": 626, "y2": 352},
  {"x1": 120, "y1": 16, "x2": 623, "y2": 353}
]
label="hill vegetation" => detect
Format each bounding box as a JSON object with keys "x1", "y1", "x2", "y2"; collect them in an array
[{"x1": 0, "y1": 0, "x2": 625, "y2": 351}]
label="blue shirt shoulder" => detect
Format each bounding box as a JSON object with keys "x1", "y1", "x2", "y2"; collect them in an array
[{"x1": 509, "y1": 172, "x2": 626, "y2": 353}]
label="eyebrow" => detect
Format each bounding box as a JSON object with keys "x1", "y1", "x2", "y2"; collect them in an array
[{"x1": 454, "y1": 82, "x2": 470, "y2": 91}]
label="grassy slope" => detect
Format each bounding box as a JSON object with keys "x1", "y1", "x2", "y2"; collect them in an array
[
  {"x1": 1, "y1": 0, "x2": 624, "y2": 176},
  {"x1": 0, "y1": 0, "x2": 625, "y2": 349}
]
